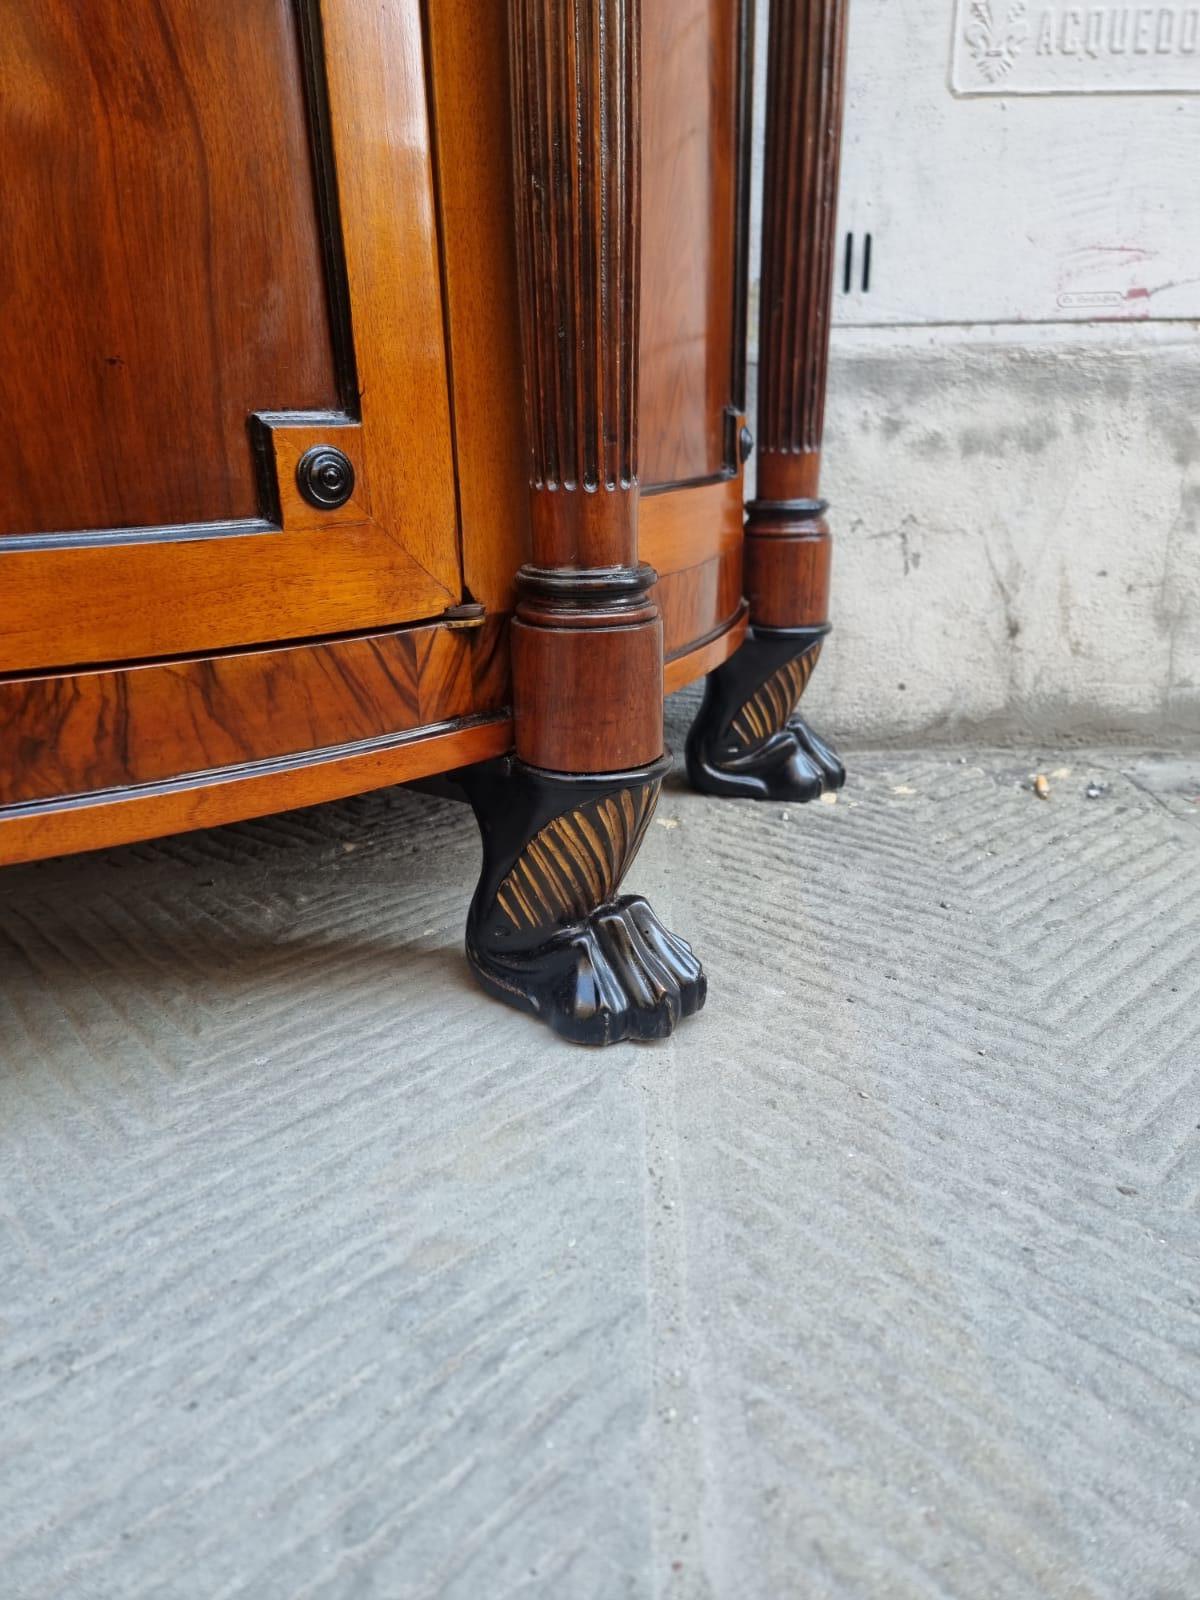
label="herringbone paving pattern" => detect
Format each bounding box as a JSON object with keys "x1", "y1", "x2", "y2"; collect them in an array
[{"x1": 1, "y1": 714, "x2": 1197, "y2": 1598}]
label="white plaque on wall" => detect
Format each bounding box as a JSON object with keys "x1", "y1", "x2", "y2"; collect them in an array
[
  {"x1": 951, "y1": 1, "x2": 1200, "y2": 93},
  {"x1": 827, "y1": 0, "x2": 1200, "y2": 324}
]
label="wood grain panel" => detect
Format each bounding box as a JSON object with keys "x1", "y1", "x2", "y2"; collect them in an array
[
  {"x1": 511, "y1": 614, "x2": 665, "y2": 775},
  {"x1": 0, "y1": 0, "x2": 338, "y2": 538},
  {"x1": 0, "y1": 528, "x2": 451, "y2": 676},
  {"x1": 639, "y1": 0, "x2": 743, "y2": 488},
  {"x1": 640, "y1": 477, "x2": 743, "y2": 578},
  {"x1": 0, "y1": 619, "x2": 509, "y2": 808},
  {"x1": 653, "y1": 547, "x2": 743, "y2": 659},
  {"x1": 319, "y1": 0, "x2": 461, "y2": 596},
  {"x1": 0, "y1": 0, "x2": 462, "y2": 671},
  {"x1": 425, "y1": 0, "x2": 530, "y2": 612},
  {"x1": 663, "y1": 603, "x2": 747, "y2": 694}
]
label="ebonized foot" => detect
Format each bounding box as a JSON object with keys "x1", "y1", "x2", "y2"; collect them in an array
[
  {"x1": 685, "y1": 624, "x2": 845, "y2": 802},
  {"x1": 460, "y1": 756, "x2": 706, "y2": 1045}
]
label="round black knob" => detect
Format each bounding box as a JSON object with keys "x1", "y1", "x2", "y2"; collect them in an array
[
  {"x1": 738, "y1": 425, "x2": 755, "y2": 463},
  {"x1": 296, "y1": 445, "x2": 355, "y2": 510}
]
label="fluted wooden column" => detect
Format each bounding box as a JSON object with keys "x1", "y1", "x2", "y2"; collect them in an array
[
  {"x1": 746, "y1": 0, "x2": 849, "y2": 630},
  {"x1": 684, "y1": 0, "x2": 848, "y2": 801},
  {"x1": 507, "y1": 0, "x2": 663, "y2": 776},
  {"x1": 462, "y1": 0, "x2": 704, "y2": 1044}
]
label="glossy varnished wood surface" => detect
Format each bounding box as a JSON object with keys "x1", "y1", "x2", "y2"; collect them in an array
[
  {"x1": 1, "y1": 526, "x2": 455, "y2": 677},
  {"x1": 508, "y1": 0, "x2": 641, "y2": 572},
  {"x1": 639, "y1": 476, "x2": 742, "y2": 576},
  {"x1": 506, "y1": 0, "x2": 665, "y2": 775},
  {"x1": 0, "y1": 0, "x2": 338, "y2": 538},
  {"x1": 320, "y1": 0, "x2": 460, "y2": 597},
  {"x1": 654, "y1": 550, "x2": 743, "y2": 661},
  {"x1": 512, "y1": 615, "x2": 665, "y2": 775},
  {"x1": 639, "y1": 0, "x2": 743, "y2": 489},
  {"x1": 425, "y1": 0, "x2": 530, "y2": 612},
  {"x1": 0, "y1": 0, "x2": 760, "y2": 869},
  {"x1": 663, "y1": 603, "x2": 747, "y2": 693},
  {"x1": 432, "y1": 0, "x2": 749, "y2": 665},
  {"x1": 743, "y1": 500, "x2": 832, "y2": 627},
  {"x1": 0, "y1": 619, "x2": 508, "y2": 809},
  {"x1": 641, "y1": 476, "x2": 745, "y2": 662},
  {"x1": 0, "y1": 582, "x2": 743, "y2": 869},
  {"x1": 1, "y1": 0, "x2": 462, "y2": 672},
  {"x1": 1, "y1": 482, "x2": 750, "y2": 678}
]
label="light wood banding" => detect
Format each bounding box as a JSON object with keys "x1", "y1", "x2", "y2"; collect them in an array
[
  {"x1": 496, "y1": 781, "x2": 660, "y2": 932},
  {"x1": 730, "y1": 643, "x2": 820, "y2": 747}
]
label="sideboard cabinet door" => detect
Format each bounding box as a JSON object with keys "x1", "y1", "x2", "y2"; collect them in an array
[{"x1": 0, "y1": 0, "x2": 461, "y2": 673}]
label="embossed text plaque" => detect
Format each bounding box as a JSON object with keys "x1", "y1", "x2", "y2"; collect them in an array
[{"x1": 951, "y1": 1, "x2": 1200, "y2": 93}]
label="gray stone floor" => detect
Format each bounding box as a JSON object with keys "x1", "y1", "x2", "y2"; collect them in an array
[{"x1": 1, "y1": 695, "x2": 1198, "y2": 1600}]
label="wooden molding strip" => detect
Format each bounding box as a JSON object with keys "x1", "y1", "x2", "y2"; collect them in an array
[{"x1": 0, "y1": 716, "x2": 513, "y2": 868}]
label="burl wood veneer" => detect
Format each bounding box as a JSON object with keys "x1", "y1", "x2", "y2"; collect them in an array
[{"x1": 0, "y1": 0, "x2": 848, "y2": 1043}]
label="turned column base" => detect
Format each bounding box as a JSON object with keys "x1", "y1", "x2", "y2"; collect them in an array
[
  {"x1": 685, "y1": 624, "x2": 845, "y2": 802},
  {"x1": 460, "y1": 754, "x2": 706, "y2": 1045}
]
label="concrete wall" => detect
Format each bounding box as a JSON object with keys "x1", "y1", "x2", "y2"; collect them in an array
[{"x1": 747, "y1": 0, "x2": 1200, "y2": 742}]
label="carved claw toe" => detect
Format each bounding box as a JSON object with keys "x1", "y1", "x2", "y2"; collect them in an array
[
  {"x1": 624, "y1": 895, "x2": 706, "y2": 1019},
  {"x1": 469, "y1": 896, "x2": 705, "y2": 1046},
  {"x1": 789, "y1": 716, "x2": 845, "y2": 792}
]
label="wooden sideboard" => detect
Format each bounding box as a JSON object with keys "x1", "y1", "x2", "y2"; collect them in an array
[{"x1": 0, "y1": 0, "x2": 847, "y2": 1044}]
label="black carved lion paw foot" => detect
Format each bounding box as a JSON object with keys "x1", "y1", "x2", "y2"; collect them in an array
[
  {"x1": 469, "y1": 894, "x2": 706, "y2": 1046},
  {"x1": 685, "y1": 627, "x2": 845, "y2": 802},
  {"x1": 686, "y1": 719, "x2": 845, "y2": 802}
]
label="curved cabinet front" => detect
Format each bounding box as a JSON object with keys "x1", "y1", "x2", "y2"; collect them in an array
[
  {"x1": 2, "y1": 0, "x2": 757, "y2": 866},
  {"x1": 640, "y1": 0, "x2": 753, "y2": 674}
]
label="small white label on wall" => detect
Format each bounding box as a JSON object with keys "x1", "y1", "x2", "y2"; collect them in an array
[{"x1": 951, "y1": 0, "x2": 1200, "y2": 93}]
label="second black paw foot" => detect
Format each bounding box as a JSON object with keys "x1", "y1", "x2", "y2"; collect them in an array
[
  {"x1": 685, "y1": 624, "x2": 845, "y2": 803},
  {"x1": 468, "y1": 895, "x2": 706, "y2": 1046},
  {"x1": 686, "y1": 718, "x2": 844, "y2": 802}
]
